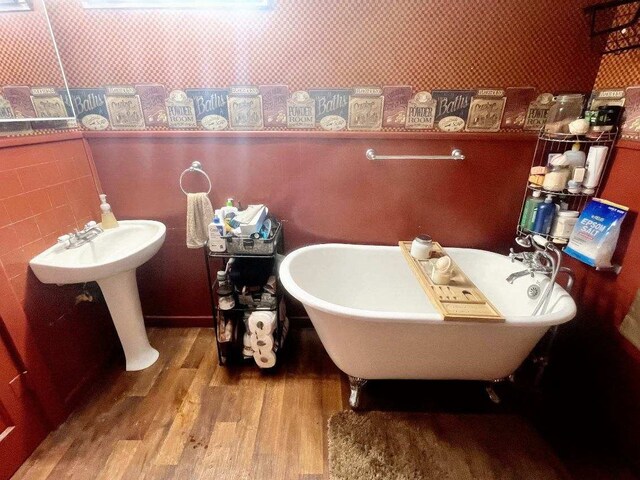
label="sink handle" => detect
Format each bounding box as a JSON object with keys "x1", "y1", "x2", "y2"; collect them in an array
[
  {"x1": 84, "y1": 221, "x2": 97, "y2": 230},
  {"x1": 57, "y1": 234, "x2": 71, "y2": 243}
]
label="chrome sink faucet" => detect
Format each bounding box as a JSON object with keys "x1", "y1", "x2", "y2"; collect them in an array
[{"x1": 58, "y1": 221, "x2": 103, "y2": 249}]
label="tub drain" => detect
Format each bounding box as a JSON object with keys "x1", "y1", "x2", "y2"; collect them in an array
[{"x1": 527, "y1": 284, "x2": 541, "y2": 299}]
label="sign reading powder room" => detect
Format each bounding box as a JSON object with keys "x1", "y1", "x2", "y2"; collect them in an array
[
  {"x1": 348, "y1": 86, "x2": 383, "y2": 131},
  {"x1": 286, "y1": 91, "x2": 315, "y2": 129},
  {"x1": 186, "y1": 88, "x2": 229, "y2": 130},
  {"x1": 260, "y1": 85, "x2": 289, "y2": 128},
  {"x1": 405, "y1": 91, "x2": 436, "y2": 130},
  {"x1": 465, "y1": 89, "x2": 506, "y2": 132},
  {"x1": 136, "y1": 84, "x2": 168, "y2": 127},
  {"x1": 432, "y1": 90, "x2": 475, "y2": 132},
  {"x1": 69, "y1": 88, "x2": 109, "y2": 130},
  {"x1": 501, "y1": 87, "x2": 536, "y2": 130},
  {"x1": 309, "y1": 89, "x2": 349, "y2": 131},
  {"x1": 105, "y1": 86, "x2": 145, "y2": 130},
  {"x1": 382, "y1": 85, "x2": 412, "y2": 128},
  {"x1": 165, "y1": 90, "x2": 197, "y2": 129},
  {"x1": 524, "y1": 93, "x2": 554, "y2": 131},
  {"x1": 228, "y1": 86, "x2": 263, "y2": 130}
]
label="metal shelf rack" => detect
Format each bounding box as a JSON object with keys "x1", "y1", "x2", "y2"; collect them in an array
[
  {"x1": 516, "y1": 128, "x2": 618, "y2": 263},
  {"x1": 204, "y1": 222, "x2": 285, "y2": 366}
]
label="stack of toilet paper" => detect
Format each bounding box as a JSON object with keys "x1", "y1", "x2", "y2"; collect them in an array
[{"x1": 246, "y1": 310, "x2": 277, "y2": 368}]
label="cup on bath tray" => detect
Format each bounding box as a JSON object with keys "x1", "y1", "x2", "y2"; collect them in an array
[
  {"x1": 410, "y1": 234, "x2": 433, "y2": 260},
  {"x1": 432, "y1": 255, "x2": 453, "y2": 285}
]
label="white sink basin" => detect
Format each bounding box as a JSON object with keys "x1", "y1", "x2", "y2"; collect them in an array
[
  {"x1": 29, "y1": 220, "x2": 167, "y2": 371},
  {"x1": 30, "y1": 220, "x2": 166, "y2": 284}
]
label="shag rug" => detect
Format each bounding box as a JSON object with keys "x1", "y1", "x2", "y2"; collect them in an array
[{"x1": 328, "y1": 411, "x2": 571, "y2": 480}]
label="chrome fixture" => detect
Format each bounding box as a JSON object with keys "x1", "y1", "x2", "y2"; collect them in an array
[
  {"x1": 58, "y1": 221, "x2": 103, "y2": 249},
  {"x1": 179, "y1": 160, "x2": 212, "y2": 195},
  {"x1": 365, "y1": 148, "x2": 465, "y2": 161},
  {"x1": 508, "y1": 234, "x2": 567, "y2": 315},
  {"x1": 485, "y1": 374, "x2": 515, "y2": 404},
  {"x1": 509, "y1": 233, "x2": 575, "y2": 388},
  {"x1": 348, "y1": 376, "x2": 368, "y2": 409}
]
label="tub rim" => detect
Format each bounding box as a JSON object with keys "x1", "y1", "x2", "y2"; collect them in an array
[{"x1": 279, "y1": 243, "x2": 577, "y2": 327}]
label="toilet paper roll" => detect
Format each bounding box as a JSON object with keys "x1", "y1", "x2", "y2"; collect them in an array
[
  {"x1": 243, "y1": 332, "x2": 253, "y2": 348},
  {"x1": 253, "y1": 349, "x2": 276, "y2": 369},
  {"x1": 248, "y1": 311, "x2": 276, "y2": 335},
  {"x1": 250, "y1": 333, "x2": 274, "y2": 353},
  {"x1": 242, "y1": 346, "x2": 254, "y2": 357}
]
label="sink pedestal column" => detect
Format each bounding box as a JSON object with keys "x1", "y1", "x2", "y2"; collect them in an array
[{"x1": 97, "y1": 269, "x2": 159, "y2": 371}]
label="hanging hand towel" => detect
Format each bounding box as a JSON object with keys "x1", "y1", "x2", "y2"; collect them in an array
[{"x1": 186, "y1": 192, "x2": 214, "y2": 248}]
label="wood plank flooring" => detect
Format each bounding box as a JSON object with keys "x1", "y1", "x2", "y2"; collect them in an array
[
  {"x1": 13, "y1": 327, "x2": 346, "y2": 480},
  {"x1": 12, "y1": 326, "x2": 638, "y2": 480}
]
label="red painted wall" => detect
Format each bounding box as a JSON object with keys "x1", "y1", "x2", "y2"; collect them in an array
[
  {"x1": 0, "y1": 133, "x2": 118, "y2": 421},
  {"x1": 549, "y1": 140, "x2": 640, "y2": 471},
  {"x1": 87, "y1": 131, "x2": 536, "y2": 321}
]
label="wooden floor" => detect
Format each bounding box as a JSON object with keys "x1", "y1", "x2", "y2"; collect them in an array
[
  {"x1": 13, "y1": 326, "x2": 638, "y2": 480},
  {"x1": 13, "y1": 327, "x2": 346, "y2": 480}
]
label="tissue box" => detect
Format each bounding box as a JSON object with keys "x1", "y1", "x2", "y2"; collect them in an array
[{"x1": 234, "y1": 205, "x2": 268, "y2": 236}]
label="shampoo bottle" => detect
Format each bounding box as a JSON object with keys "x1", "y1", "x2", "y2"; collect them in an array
[
  {"x1": 99, "y1": 194, "x2": 119, "y2": 229},
  {"x1": 520, "y1": 190, "x2": 543, "y2": 231},
  {"x1": 532, "y1": 195, "x2": 556, "y2": 235}
]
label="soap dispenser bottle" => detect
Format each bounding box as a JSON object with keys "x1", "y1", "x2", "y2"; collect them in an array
[{"x1": 99, "y1": 194, "x2": 119, "y2": 229}]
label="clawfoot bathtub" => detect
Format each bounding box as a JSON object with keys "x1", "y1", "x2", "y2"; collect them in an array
[{"x1": 279, "y1": 244, "x2": 576, "y2": 408}]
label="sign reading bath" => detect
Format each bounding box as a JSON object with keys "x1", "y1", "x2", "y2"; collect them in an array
[{"x1": 399, "y1": 241, "x2": 504, "y2": 323}]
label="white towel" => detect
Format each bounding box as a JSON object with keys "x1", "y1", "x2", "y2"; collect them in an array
[{"x1": 186, "y1": 192, "x2": 214, "y2": 248}]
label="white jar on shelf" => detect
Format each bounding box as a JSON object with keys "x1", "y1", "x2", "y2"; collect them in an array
[
  {"x1": 550, "y1": 210, "x2": 579, "y2": 244},
  {"x1": 542, "y1": 165, "x2": 570, "y2": 192}
]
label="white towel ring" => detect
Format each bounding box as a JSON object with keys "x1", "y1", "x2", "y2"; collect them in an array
[{"x1": 180, "y1": 161, "x2": 212, "y2": 195}]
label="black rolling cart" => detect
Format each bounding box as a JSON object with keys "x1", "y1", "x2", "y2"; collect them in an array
[{"x1": 204, "y1": 220, "x2": 285, "y2": 366}]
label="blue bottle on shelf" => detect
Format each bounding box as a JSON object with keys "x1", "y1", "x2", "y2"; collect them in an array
[{"x1": 532, "y1": 195, "x2": 556, "y2": 235}]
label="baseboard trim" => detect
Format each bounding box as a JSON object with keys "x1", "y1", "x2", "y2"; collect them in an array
[
  {"x1": 145, "y1": 316, "x2": 214, "y2": 327},
  {"x1": 144, "y1": 315, "x2": 312, "y2": 328}
]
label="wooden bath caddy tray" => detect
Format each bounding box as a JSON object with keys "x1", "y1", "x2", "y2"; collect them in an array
[{"x1": 399, "y1": 241, "x2": 504, "y2": 323}]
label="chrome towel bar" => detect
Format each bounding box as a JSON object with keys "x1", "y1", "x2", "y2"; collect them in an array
[{"x1": 365, "y1": 148, "x2": 465, "y2": 161}]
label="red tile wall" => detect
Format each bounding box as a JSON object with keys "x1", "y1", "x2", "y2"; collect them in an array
[
  {"x1": 0, "y1": 137, "x2": 100, "y2": 298},
  {"x1": 0, "y1": 134, "x2": 117, "y2": 422}
]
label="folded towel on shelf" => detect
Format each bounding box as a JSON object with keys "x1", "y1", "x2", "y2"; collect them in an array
[{"x1": 186, "y1": 192, "x2": 214, "y2": 248}]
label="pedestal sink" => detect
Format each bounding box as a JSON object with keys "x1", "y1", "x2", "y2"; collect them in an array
[{"x1": 29, "y1": 220, "x2": 166, "y2": 371}]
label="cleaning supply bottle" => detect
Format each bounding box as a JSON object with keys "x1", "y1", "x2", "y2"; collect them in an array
[
  {"x1": 99, "y1": 194, "x2": 119, "y2": 229},
  {"x1": 520, "y1": 190, "x2": 543, "y2": 231},
  {"x1": 532, "y1": 195, "x2": 556, "y2": 235}
]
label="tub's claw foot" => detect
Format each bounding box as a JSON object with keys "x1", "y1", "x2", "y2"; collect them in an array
[
  {"x1": 486, "y1": 385, "x2": 501, "y2": 404},
  {"x1": 348, "y1": 376, "x2": 368, "y2": 409},
  {"x1": 485, "y1": 375, "x2": 514, "y2": 404}
]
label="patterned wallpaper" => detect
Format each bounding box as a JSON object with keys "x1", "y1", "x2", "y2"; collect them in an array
[
  {"x1": 595, "y1": 50, "x2": 640, "y2": 89},
  {"x1": 44, "y1": 0, "x2": 600, "y2": 91},
  {"x1": 0, "y1": 0, "x2": 64, "y2": 86},
  {"x1": 1, "y1": 0, "x2": 638, "y2": 138}
]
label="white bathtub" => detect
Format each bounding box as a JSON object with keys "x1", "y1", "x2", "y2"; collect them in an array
[{"x1": 279, "y1": 244, "x2": 576, "y2": 384}]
